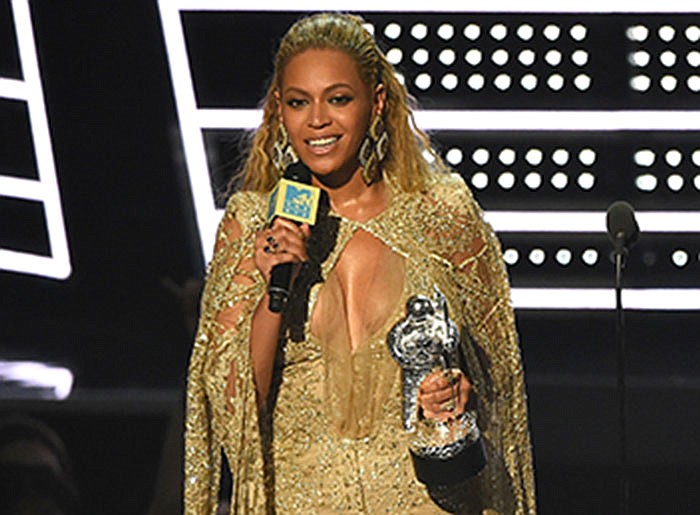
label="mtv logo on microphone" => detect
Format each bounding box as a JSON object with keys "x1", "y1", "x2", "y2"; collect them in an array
[{"x1": 266, "y1": 179, "x2": 320, "y2": 226}]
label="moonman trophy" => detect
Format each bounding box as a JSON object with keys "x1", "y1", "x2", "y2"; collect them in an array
[{"x1": 387, "y1": 287, "x2": 486, "y2": 485}]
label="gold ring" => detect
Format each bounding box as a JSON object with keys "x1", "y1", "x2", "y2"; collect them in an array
[{"x1": 440, "y1": 399, "x2": 455, "y2": 412}]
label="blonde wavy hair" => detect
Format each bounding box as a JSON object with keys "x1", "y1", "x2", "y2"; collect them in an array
[{"x1": 237, "y1": 12, "x2": 448, "y2": 193}]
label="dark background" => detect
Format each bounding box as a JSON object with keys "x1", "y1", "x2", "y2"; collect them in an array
[{"x1": 1, "y1": 3, "x2": 699, "y2": 514}]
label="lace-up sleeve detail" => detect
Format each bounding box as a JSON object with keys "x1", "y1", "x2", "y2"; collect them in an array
[{"x1": 184, "y1": 192, "x2": 269, "y2": 514}]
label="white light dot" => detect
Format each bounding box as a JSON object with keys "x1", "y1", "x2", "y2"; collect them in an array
[
  {"x1": 363, "y1": 24, "x2": 375, "y2": 36},
  {"x1": 579, "y1": 148, "x2": 597, "y2": 166},
  {"x1": 635, "y1": 173, "x2": 658, "y2": 192},
  {"x1": 686, "y1": 25, "x2": 700, "y2": 43},
  {"x1": 499, "y1": 148, "x2": 517, "y2": 166},
  {"x1": 627, "y1": 25, "x2": 649, "y2": 42},
  {"x1": 524, "y1": 171, "x2": 542, "y2": 190},
  {"x1": 574, "y1": 74, "x2": 592, "y2": 91},
  {"x1": 439, "y1": 48, "x2": 456, "y2": 66},
  {"x1": 422, "y1": 148, "x2": 436, "y2": 164},
  {"x1": 498, "y1": 171, "x2": 516, "y2": 189},
  {"x1": 555, "y1": 248, "x2": 573, "y2": 266},
  {"x1": 491, "y1": 48, "x2": 509, "y2": 66},
  {"x1": 694, "y1": 174, "x2": 700, "y2": 190},
  {"x1": 517, "y1": 24, "x2": 534, "y2": 41},
  {"x1": 464, "y1": 23, "x2": 481, "y2": 41},
  {"x1": 693, "y1": 150, "x2": 700, "y2": 166},
  {"x1": 582, "y1": 248, "x2": 599, "y2": 266},
  {"x1": 472, "y1": 148, "x2": 490, "y2": 165},
  {"x1": 521, "y1": 73, "x2": 538, "y2": 91},
  {"x1": 414, "y1": 73, "x2": 432, "y2": 90},
  {"x1": 660, "y1": 50, "x2": 677, "y2": 67},
  {"x1": 688, "y1": 51, "x2": 700, "y2": 67},
  {"x1": 467, "y1": 73, "x2": 485, "y2": 90},
  {"x1": 543, "y1": 24, "x2": 561, "y2": 41},
  {"x1": 577, "y1": 172, "x2": 596, "y2": 190},
  {"x1": 438, "y1": 23, "x2": 455, "y2": 40},
  {"x1": 665, "y1": 149, "x2": 683, "y2": 167},
  {"x1": 689, "y1": 75, "x2": 700, "y2": 93},
  {"x1": 672, "y1": 249, "x2": 689, "y2": 267},
  {"x1": 571, "y1": 49, "x2": 589, "y2": 66},
  {"x1": 494, "y1": 73, "x2": 512, "y2": 91},
  {"x1": 529, "y1": 248, "x2": 546, "y2": 266},
  {"x1": 441, "y1": 73, "x2": 459, "y2": 90},
  {"x1": 630, "y1": 50, "x2": 651, "y2": 67},
  {"x1": 386, "y1": 48, "x2": 403, "y2": 65},
  {"x1": 471, "y1": 171, "x2": 489, "y2": 189},
  {"x1": 570, "y1": 24, "x2": 588, "y2": 41},
  {"x1": 395, "y1": 72, "x2": 406, "y2": 86},
  {"x1": 630, "y1": 74, "x2": 652, "y2": 92},
  {"x1": 446, "y1": 148, "x2": 463, "y2": 165},
  {"x1": 525, "y1": 148, "x2": 544, "y2": 166},
  {"x1": 503, "y1": 248, "x2": 519, "y2": 265},
  {"x1": 545, "y1": 49, "x2": 563, "y2": 66},
  {"x1": 551, "y1": 172, "x2": 569, "y2": 190},
  {"x1": 552, "y1": 148, "x2": 570, "y2": 166},
  {"x1": 411, "y1": 23, "x2": 428, "y2": 40},
  {"x1": 412, "y1": 48, "x2": 430, "y2": 65},
  {"x1": 490, "y1": 23, "x2": 508, "y2": 41},
  {"x1": 667, "y1": 174, "x2": 684, "y2": 191},
  {"x1": 518, "y1": 49, "x2": 536, "y2": 67},
  {"x1": 661, "y1": 75, "x2": 678, "y2": 92},
  {"x1": 658, "y1": 25, "x2": 676, "y2": 42},
  {"x1": 634, "y1": 148, "x2": 656, "y2": 167},
  {"x1": 547, "y1": 74, "x2": 565, "y2": 91},
  {"x1": 465, "y1": 48, "x2": 483, "y2": 66},
  {"x1": 384, "y1": 22, "x2": 402, "y2": 40}
]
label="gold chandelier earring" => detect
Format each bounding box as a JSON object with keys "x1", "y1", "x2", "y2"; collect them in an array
[
  {"x1": 272, "y1": 123, "x2": 299, "y2": 174},
  {"x1": 359, "y1": 114, "x2": 389, "y2": 185}
]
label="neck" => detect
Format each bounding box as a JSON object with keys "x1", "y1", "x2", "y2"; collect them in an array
[{"x1": 312, "y1": 167, "x2": 387, "y2": 222}]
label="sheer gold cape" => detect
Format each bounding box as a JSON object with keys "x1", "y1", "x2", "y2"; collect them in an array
[{"x1": 184, "y1": 173, "x2": 536, "y2": 514}]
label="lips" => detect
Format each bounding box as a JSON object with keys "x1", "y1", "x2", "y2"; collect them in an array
[{"x1": 306, "y1": 135, "x2": 341, "y2": 153}]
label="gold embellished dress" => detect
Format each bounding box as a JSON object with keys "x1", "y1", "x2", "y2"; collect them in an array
[{"x1": 185, "y1": 173, "x2": 536, "y2": 514}]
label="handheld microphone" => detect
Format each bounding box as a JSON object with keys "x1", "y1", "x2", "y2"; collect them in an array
[
  {"x1": 267, "y1": 162, "x2": 320, "y2": 312},
  {"x1": 606, "y1": 201, "x2": 639, "y2": 255}
]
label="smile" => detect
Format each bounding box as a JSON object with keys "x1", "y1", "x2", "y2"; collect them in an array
[{"x1": 307, "y1": 136, "x2": 340, "y2": 148}]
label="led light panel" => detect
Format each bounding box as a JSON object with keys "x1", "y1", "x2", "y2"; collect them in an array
[
  {"x1": 158, "y1": 0, "x2": 700, "y2": 309},
  {"x1": 0, "y1": 0, "x2": 71, "y2": 279}
]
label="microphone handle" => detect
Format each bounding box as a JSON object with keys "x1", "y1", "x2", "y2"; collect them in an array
[{"x1": 268, "y1": 262, "x2": 293, "y2": 313}]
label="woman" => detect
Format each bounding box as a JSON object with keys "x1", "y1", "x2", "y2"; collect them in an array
[{"x1": 185, "y1": 13, "x2": 535, "y2": 514}]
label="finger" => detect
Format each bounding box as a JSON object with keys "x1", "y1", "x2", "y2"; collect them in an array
[
  {"x1": 267, "y1": 224, "x2": 309, "y2": 261},
  {"x1": 419, "y1": 371, "x2": 472, "y2": 418},
  {"x1": 418, "y1": 371, "x2": 449, "y2": 393}
]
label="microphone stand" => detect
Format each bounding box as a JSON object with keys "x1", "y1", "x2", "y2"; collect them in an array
[{"x1": 614, "y1": 248, "x2": 629, "y2": 515}]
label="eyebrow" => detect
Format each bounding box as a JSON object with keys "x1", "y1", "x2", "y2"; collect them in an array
[{"x1": 282, "y1": 83, "x2": 355, "y2": 96}]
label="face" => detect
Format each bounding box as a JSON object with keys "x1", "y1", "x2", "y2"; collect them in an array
[{"x1": 276, "y1": 48, "x2": 384, "y2": 185}]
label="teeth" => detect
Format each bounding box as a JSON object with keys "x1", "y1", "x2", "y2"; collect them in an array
[{"x1": 308, "y1": 136, "x2": 339, "y2": 147}]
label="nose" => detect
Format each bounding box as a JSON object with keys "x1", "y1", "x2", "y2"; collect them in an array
[{"x1": 308, "y1": 101, "x2": 330, "y2": 129}]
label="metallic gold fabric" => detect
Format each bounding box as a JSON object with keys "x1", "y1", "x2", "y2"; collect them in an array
[{"x1": 185, "y1": 173, "x2": 536, "y2": 514}]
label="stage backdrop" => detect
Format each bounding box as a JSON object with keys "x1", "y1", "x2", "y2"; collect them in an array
[{"x1": 1, "y1": 1, "x2": 699, "y2": 513}]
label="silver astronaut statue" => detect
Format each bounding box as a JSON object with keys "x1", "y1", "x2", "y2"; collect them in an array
[{"x1": 387, "y1": 287, "x2": 484, "y2": 482}]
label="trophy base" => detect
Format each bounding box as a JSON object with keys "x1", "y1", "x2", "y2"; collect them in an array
[{"x1": 410, "y1": 435, "x2": 487, "y2": 486}]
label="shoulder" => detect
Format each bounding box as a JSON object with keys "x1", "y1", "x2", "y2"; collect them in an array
[
  {"x1": 222, "y1": 190, "x2": 268, "y2": 232},
  {"x1": 420, "y1": 172, "x2": 482, "y2": 223}
]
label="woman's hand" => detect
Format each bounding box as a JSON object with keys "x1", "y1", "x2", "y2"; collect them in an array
[
  {"x1": 418, "y1": 369, "x2": 471, "y2": 422},
  {"x1": 254, "y1": 219, "x2": 311, "y2": 285}
]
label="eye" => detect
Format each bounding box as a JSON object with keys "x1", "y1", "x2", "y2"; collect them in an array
[
  {"x1": 285, "y1": 98, "x2": 307, "y2": 108},
  {"x1": 329, "y1": 95, "x2": 352, "y2": 105}
]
